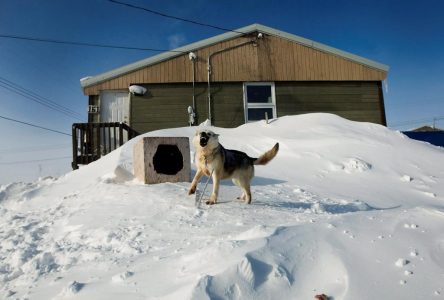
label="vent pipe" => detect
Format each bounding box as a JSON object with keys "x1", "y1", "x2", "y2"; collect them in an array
[{"x1": 206, "y1": 36, "x2": 259, "y2": 125}]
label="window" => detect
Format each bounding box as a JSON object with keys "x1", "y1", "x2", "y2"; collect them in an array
[{"x1": 243, "y1": 83, "x2": 276, "y2": 122}]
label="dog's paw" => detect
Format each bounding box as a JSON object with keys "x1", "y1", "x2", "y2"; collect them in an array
[
  {"x1": 206, "y1": 195, "x2": 217, "y2": 205},
  {"x1": 237, "y1": 194, "x2": 246, "y2": 201}
]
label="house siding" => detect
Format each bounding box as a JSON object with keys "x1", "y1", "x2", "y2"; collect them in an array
[
  {"x1": 130, "y1": 83, "x2": 244, "y2": 133},
  {"x1": 127, "y1": 81, "x2": 384, "y2": 134},
  {"x1": 83, "y1": 34, "x2": 387, "y2": 96},
  {"x1": 275, "y1": 81, "x2": 384, "y2": 124}
]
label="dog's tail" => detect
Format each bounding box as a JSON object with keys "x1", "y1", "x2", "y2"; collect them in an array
[{"x1": 254, "y1": 143, "x2": 279, "y2": 165}]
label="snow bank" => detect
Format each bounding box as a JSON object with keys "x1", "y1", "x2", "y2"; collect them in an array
[{"x1": 1, "y1": 113, "x2": 443, "y2": 299}]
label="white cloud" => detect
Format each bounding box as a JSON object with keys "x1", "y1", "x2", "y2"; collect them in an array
[{"x1": 167, "y1": 34, "x2": 186, "y2": 49}]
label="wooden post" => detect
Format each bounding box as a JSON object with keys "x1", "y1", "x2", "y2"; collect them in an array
[
  {"x1": 71, "y1": 124, "x2": 79, "y2": 170},
  {"x1": 119, "y1": 124, "x2": 124, "y2": 146}
]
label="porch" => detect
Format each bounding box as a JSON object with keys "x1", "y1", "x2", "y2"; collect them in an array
[{"x1": 72, "y1": 122, "x2": 139, "y2": 169}]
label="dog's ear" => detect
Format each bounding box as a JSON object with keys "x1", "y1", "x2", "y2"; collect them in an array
[{"x1": 194, "y1": 130, "x2": 199, "y2": 136}]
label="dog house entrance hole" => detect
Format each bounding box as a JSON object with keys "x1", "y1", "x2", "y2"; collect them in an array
[{"x1": 153, "y1": 144, "x2": 184, "y2": 175}]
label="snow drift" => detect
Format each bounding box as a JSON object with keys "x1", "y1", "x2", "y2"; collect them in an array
[{"x1": 0, "y1": 113, "x2": 443, "y2": 299}]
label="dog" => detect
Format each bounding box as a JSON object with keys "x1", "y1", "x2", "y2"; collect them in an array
[{"x1": 188, "y1": 129, "x2": 279, "y2": 205}]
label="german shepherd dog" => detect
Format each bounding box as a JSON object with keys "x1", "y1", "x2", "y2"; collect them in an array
[{"x1": 188, "y1": 130, "x2": 279, "y2": 205}]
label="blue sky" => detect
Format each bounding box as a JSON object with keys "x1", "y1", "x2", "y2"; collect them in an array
[{"x1": 0, "y1": 0, "x2": 443, "y2": 183}]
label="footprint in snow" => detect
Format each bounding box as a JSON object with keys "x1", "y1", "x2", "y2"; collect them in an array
[
  {"x1": 63, "y1": 193, "x2": 78, "y2": 200},
  {"x1": 404, "y1": 223, "x2": 419, "y2": 229},
  {"x1": 62, "y1": 281, "x2": 85, "y2": 295},
  {"x1": 422, "y1": 191, "x2": 436, "y2": 198},
  {"x1": 395, "y1": 258, "x2": 409, "y2": 267},
  {"x1": 400, "y1": 175, "x2": 413, "y2": 182},
  {"x1": 193, "y1": 209, "x2": 204, "y2": 218},
  {"x1": 112, "y1": 271, "x2": 134, "y2": 283}
]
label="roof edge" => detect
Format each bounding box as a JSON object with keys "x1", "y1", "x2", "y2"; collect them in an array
[
  {"x1": 80, "y1": 26, "x2": 252, "y2": 89},
  {"x1": 81, "y1": 23, "x2": 389, "y2": 89},
  {"x1": 254, "y1": 24, "x2": 389, "y2": 72}
]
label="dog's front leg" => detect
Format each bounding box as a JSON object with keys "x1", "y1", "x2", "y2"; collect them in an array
[
  {"x1": 206, "y1": 171, "x2": 220, "y2": 205},
  {"x1": 188, "y1": 169, "x2": 204, "y2": 195}
]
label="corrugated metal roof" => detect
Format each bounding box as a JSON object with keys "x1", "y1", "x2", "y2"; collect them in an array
[{"x1": 80, "y1": 23, "x2": 389, "y2": 88}]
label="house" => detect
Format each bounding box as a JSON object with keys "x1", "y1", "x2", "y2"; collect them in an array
[
  {"x1": 73, "y1": 23, "x2": 389, "y2": 169},
  {"x1": 80, "y1": 23, "x2": 389, "y2": 133}
]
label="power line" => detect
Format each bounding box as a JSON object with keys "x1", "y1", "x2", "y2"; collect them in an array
[
  {"x1": 0, "y1": 81, "x2": 83, "y2": 121},
  {"x1": 0, "y1": 78, "x2": 84, "y2": 121},
  {"x1": 389, "y1": 115, "x2": 444, "y2": 128},
  {"x1": 0, "y1": 144, "x2": 71, "y2": 154},
  {"x1": 107, "y1": 0, "x2": 246, "y2": 34},
  {"x1": 0, "y1": 156, "x2": 71, "y2": 165},
  {"x1": 0, "y1": 76, "x2": 83, "y2": 118},
  {"x1": 0, "y1": 33, "x2": 188, "y2": 53},
  {"x1": 0, "y1": 114, "x2": 71, "y2": 136}
]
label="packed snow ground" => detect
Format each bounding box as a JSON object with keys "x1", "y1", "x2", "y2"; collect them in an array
[{"x1": 1, "y1": 113, "x2": 444, "y2": 299}]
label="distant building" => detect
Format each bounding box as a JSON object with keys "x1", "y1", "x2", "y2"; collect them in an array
[
  {"x1": 411, "y1": 126, "x2": 443, "y2": 132},
  {"x1": 403, "y1": 126, "x2": 444, "y2": 147}
]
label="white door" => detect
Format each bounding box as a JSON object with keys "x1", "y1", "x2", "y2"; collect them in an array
[
  {"x1": 100, "y1": 91, "x2": 130, "y2": 124},
  {"x1": 99, "y1": 91, "x2": 130, "y2": 152}
]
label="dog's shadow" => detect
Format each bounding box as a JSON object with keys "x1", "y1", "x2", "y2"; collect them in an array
[
  {"x1": 220, "y1": 176, "x2": 286, "y2": 187},
  {"x1": 191, "y1": 170, "x2": 286, "y2": 187},
  {"x1": 251, "y1": 176, "x2": 286, "y2": 186},
  {"x1": 254, "y1": 200, "x2": 400, "y2": 214}
]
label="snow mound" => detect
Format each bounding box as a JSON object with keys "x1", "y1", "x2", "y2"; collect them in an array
[
  {"x1": 191, "y1": 226, "x2": 349, "y2": 300},
  {"x1": 1, "y1": 113, "x2": 444, "y2": 299},
  {"x1": 329, "y1": 158, "x2": 372, "y2": 174},
  {"x1": 232, "y1": 225, "x2": 271, "y2": 241},
  {"x1": 0, "y1": 177, "x2": 55, "y2": 204}
]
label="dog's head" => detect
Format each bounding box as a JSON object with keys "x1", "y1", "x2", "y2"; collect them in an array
[{"x1": 193, "y1": 129, "x2": 219, "y2": 149}]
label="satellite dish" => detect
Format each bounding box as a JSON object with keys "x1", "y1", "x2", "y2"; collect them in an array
[{"x1": 129, "y1": 85, "x2": 147, "y2": 95}]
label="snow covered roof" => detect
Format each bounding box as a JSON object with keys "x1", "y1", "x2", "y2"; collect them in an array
[{"x1": 80, "y1": 23, "x2": 389, "y2": 88}]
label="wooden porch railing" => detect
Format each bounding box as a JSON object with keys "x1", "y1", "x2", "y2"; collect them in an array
[{"x1": 72, "y1": 122, "x2": 139, "y2": 170}]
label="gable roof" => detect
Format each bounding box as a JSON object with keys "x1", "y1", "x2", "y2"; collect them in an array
[{"x1": 80, "y1": 23, "x2": 389, "y2": 88}]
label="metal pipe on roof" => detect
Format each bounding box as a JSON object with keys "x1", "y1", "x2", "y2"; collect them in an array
[{"x1": 206, "y1": 37, "x2": 258, "y2": 125}]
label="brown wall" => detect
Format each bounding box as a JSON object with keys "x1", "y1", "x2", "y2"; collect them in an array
[
  {"x1": 276, "y1": 81, "x2": 385, "y2": 124},
  {"x1": 84, "y1": 34, "x2": 387, "y2": 95},
  {"x1": 130, "y1": 83, "x2": 244, "y2": 133},
  {"x1": 126, "y1": 81, "x2": 385, "y2": 134}
]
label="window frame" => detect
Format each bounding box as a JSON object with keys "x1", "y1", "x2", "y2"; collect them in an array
[{"x1": 243, "y1": 82, "x2": 277, "y2": 123}]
